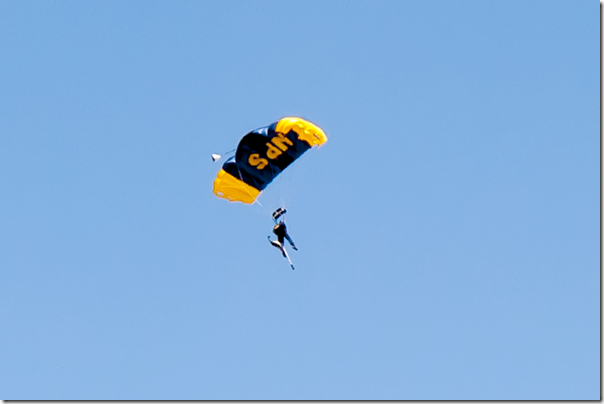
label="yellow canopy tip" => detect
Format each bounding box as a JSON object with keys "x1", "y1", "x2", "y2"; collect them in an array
[
  {"x1": 213, "y1": 169, "x2": 260, "y2": 204},
  {"x1": 276, "y1": 117, "x2": 328, "y2": 147}
]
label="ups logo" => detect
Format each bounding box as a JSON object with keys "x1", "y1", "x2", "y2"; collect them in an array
[{"x1": 248, "y1": 133, "x2": 293, "y2": 170}]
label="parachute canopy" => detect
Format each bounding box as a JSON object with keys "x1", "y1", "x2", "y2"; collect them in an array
[{"x1": 213, "y1": 117, "x2": 327, "y2": 204}]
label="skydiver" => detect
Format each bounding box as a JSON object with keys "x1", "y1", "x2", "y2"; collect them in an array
[
  {"x1": 272, "y1": 220, "x2": 298, "y2": 250},
  {"x1": 268, "y1": 220, "x2": 297, "y2": 270}
]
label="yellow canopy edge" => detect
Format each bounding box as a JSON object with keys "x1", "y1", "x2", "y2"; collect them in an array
[
  {"x1": 275, "y1": 117, "x2": 328, "y2": 147},
  {"x1": 213, "y1": 169, "x2": 260, "y2": 204}
]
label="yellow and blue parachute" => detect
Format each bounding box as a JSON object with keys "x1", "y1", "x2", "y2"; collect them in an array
[{"x1": 213, "y1": 117, "x2": 327, "y2": 204}]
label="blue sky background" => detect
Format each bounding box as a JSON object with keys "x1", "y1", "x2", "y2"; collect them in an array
[{"x1": 0, "y1": 0, "x2": 599, "y2": 400}]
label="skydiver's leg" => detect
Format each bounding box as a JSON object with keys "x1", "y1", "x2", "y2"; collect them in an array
[
  {"x1": 268, "y1": 237, "x2": 294, "y2": 268},
  {"x1": 268, "y1": 236, "x2": 287, "y2": 257},
  {"x1": 282, "y1": 248, "x2": 295, "y2": 270},
  {"x1": 284, "y1": 233, "x2": 298, "y2": 250}
]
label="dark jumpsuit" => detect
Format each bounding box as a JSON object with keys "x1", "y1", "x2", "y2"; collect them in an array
[{"x1": 273, "y1": 222, "x2": 297, "y2": 250}]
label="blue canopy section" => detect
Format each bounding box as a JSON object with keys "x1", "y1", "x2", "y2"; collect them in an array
[{"x1": 221, "y1": 122, "x2": 311, "y2": 191}]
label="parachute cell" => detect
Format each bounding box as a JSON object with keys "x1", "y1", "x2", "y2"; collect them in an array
[{"x1": 212, "y1": 117, "x2": 327, "y2": 204}]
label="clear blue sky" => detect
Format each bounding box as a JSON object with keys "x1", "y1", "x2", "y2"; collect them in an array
[{"x1": 0, "y1": 0, "x2": 599, "y2": 400}]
